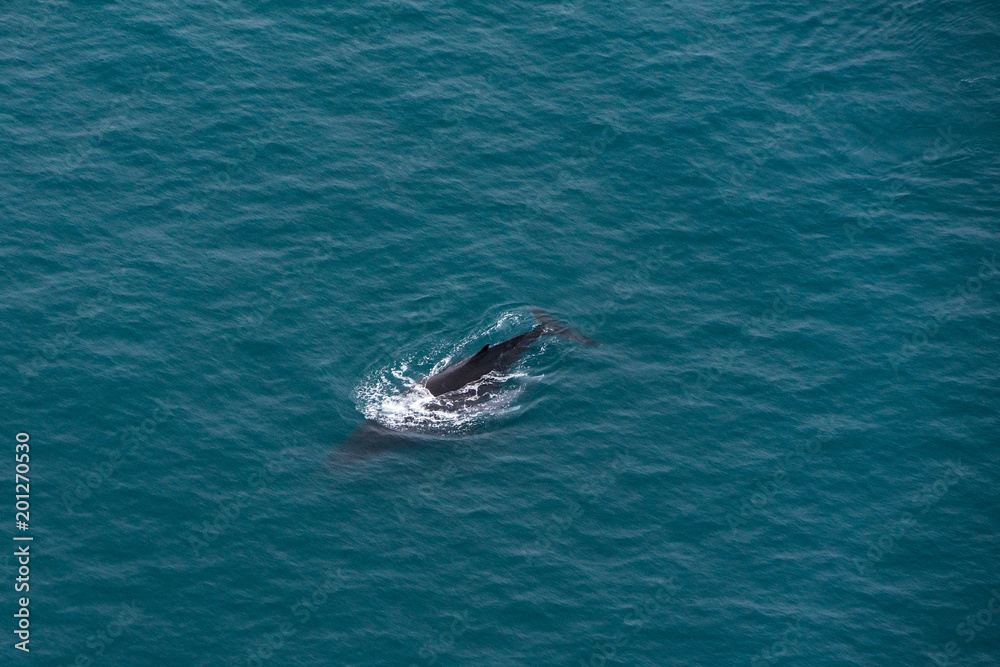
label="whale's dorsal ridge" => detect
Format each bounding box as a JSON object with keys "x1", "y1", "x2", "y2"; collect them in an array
[{"x1": 421, "y1": 310, "x2": 595, "y2": 398}]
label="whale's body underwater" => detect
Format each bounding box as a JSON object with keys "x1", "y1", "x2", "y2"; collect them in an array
[{"x1": 335, "y1": 309, "x2": 597, "y2": 462}]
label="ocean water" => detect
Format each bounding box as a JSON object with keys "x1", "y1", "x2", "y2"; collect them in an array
[{"x1": 3, "y1": 1, "x2": 999, "y2": 665}]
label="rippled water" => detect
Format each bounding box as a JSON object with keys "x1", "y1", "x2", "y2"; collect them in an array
[{"x1": 2, "y1": 1, "x2": 999, "y2": 666}]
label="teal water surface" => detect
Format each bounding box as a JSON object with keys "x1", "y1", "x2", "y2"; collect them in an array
[{"x1": 2, "y1": 1, "x2": 999, "y2": 666}]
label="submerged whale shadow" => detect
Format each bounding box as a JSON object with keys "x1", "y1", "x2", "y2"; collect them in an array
[{"x1": 330, "y1": 420, "x2": 449, "y2": 466}]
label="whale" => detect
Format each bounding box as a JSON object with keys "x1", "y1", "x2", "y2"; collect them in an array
[
  {"x1": 420, "y1": 308, "x2": 597, "y2": 409},
  {"x1": 332, "y1": 309, "x2": 597, "y2": 463}
]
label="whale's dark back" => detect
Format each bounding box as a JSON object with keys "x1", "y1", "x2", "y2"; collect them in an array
[
  {"x1": 423, "y1": 327, "x2": 543, "y2": 397},
  {"x1": 421, "y1": 309, "x2": 598, "y2": 398}
]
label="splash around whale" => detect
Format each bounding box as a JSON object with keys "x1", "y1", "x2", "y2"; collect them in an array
[{"x1": 339, "y1": 308, "x2": 597, "y2": 462}]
